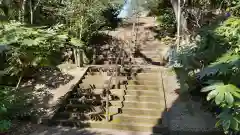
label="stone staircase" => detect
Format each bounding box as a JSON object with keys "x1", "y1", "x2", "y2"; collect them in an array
[{"x1": 43, "y1": 66, "x2": 167, "y2": 134}]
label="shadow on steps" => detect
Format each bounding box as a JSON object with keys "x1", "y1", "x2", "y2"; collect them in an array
[{"x1": 135, "y1": 51, "x2": 165, "y2": 66}]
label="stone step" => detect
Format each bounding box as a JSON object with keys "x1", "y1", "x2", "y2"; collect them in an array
[
  {"x1": 79, "y1": 83, "x2": 113, "y2": 89},
  {"x1": 121, "y1": 85, "x2": 159, "y2": 90},
  {"x1": 53, "y1": 109, "x2": 119, "y2": 120},
  {"x1": 134, "y1": 73, "x2": 159, "y2": 80},
  {"x1": 123, "y1": 101, "x2": 164, "y2": 109},
  {"x1": 141, "y1": 51, "x2": 160, "y2": 55},
  {"x1": 131, "y1": 67, "x2": 161, "y2": 73},
  {"x1": 64, "y1": 104, "x2": 120, "y2": 113},
  {"x1": 72, "y1": 88, "x2": 125, "y2": 98},
  {"x1": 84, "y1": 75, "x2": 111, "y2": 80},
  {"x1": 122, "y1": 108, "x2": 164, "y2": 116},
  {"x1": 112, "y1": 114, "x2": 161, "y2": 125},
  {"x1": 86, "y1": 72, "x2": 108, "y2": 76},
  {"x1": 128, "y1": 80, "x2": 159, "y2": 85},
  {"x1": 84, "y1": 75, "x2": 126, "y2": 81},
  {"x1": 49, "y1": 119, "x2": 166, "y2": 133},
  {"x1": 125, "y1": 95, "x2": 164, "y2": 103},
  {"x1": 126, "y1": 90, "x2": 161, "y2": 96},
  {"x1": 82, "y1": 77, "x2": 127, "y2": 84},
  {"x1": 68, "y1": 98, "x2": 123, "y2": 107},
  {"x1": 150, "y1": 58, "x2": 162, "y2": 62},
  {"x1": 79, "y1": 83, "x2": 104, "y2": 89},
  {"x1": 141, "y1": 54, "x2": 161, "y2": 59}
]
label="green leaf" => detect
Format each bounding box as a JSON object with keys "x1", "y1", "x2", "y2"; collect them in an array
[
  {"x1": 215, "y1": 91, "x2": 224, "y2": 105},
  {"x1": 21, "y1": 39, "x2": 39, "y2": 46},
  {"x1": 224, "y1": 92, "x2": 234, "y2": 105},
  {"x1": 215, "y1": 120, "x2": 222, "y2": 127},
  {"x1": 70, "y1": 38, "x2": 83, "y2": 47},
  {"x1": 231, "y1": 118, "x2": 239, "y2": 131},
  {"x1": 204, "y1": 80, "x2": 222, "y2": 85},
  {"x1": 222, "y1": 120, "x2": 231, "y2": 131},
  {"x1": 201, "y1": 84, "x2": 217, "y2": 92},
  {"x1": 57, "y1": 34, "x2": 68, "y2": 40},
  {"x1": 207, "y1": 90, "x2": 219, "y2": 101},
  {"x1": 0, "y1": 104, "x2": 7, "y2": 112}
]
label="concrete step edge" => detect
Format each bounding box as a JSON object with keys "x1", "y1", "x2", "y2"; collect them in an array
[
  {"x1": 54, "y1": 119, "x2": 163, "y2": 127},
  {"x1": 114, "y1": 114, "x2": 160, "y2": 119},
  {"x1": 123, "y1": 108, "x2": 164, "y2": 111},
  {"x1": 124, "y1": 101, "x2": 163, "y2": 105},
  {"x1": 126, "y1": 89, "x2": 160, "y2": 92}
]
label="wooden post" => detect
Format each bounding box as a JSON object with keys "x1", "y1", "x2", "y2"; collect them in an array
[
  {"x1": 93, "y1": 47, "x2": 96, "y2": 64},
  {"x1": 79, "y1": 49, "x2": 84, "y2": 67},
  {"x1": 176, "y1": 0, "x2": 181, "y2": 52},
  {"x1": 73, "y1": 48, "x2": 78, "y2": 66},
  {"x1": 115, "y1": 66, "x2": 120, "y2": 89}
]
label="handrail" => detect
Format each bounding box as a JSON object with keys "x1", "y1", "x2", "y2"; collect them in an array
[
  {"x1": 105, "y1": 40, "x2": 124, "y2": 121},
  {"x1": 105, "y1": 2, "x2": 142, "y2": 121}
]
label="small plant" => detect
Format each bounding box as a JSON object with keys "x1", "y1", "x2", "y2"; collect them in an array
[{"x1": 0, "y1": 120, "x2": 11, "y2": 133}]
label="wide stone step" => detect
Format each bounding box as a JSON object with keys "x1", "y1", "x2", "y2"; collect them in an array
[
  {"x1": 84, "y1": 76, "x2": 126, "y2": 82},
  {"x1": 64, "y1": 105, "x2": 120, "y2": 113},
  {"x1": 125, "y1": 95, "x2": 164, "y2": 103},
  {"x1": 79, "y1": 83, "x2": 112, "y2": 89},
  {"x1": 68, "y1": 98, "x2": 123, "y2": 107},
  {"x1": 126, "y1": 90, "x2": 161, "y2": 96},
  {"x1": 82, "y1": 76, "x2": 127, "y2": 83},
  {"x1": 131, "y1": 67, "x2": 161, "y2": 73},
  {"x1": 150, "y1": 58, "x2": 162, "y2": 62},
  {"x1": 50, "y1": 119, "x2": 166, "y2": 133},
  {"x1": 72, "y1": 89, "x2": 125, "y2": 99},
  {"x1": 86, "y1": 72, "x2": 108, "y2": 76},
  {"x1": 134, "y1": 73, "x2": 159, "y2": 80},
  {"x1": 112, "y1": 114, "x2": 161, "y2": 125},
  {"x1": 53, "y1": 109, "x2": 119, "y2": 120},
  {"x1": 123, "y1": 101, "x2": 164, "y2": 109},
  {"x1": 128, "y1": 80, "x2": 159, "y2": 85},
  {"x1": 121, "y1": 85, "x2": 159, "y2": 90},
  {"x1": 84, "y1": 75, "x2": 111, "y2": 80},
  {"x1": 122, "y1": 108, "x2": 164, "y2": 116}
]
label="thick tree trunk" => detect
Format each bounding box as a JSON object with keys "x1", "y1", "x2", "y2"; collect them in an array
[
  {"x1": 21, "y1": 0, "x2": 26, "y2": 23},
  {"x1": 18, "y1": 9, "x2": 21, "y2": 21},
  {"x1": 170, "y1": 0, "x2": 188, "y2": 36},
  {"x1": 29, "y1": 0, "x2": 33, "y2": 24}
]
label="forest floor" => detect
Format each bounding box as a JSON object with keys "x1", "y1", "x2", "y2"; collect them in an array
[{"x1": 8, "y1": 17, "x2": 220, "y2": 135}]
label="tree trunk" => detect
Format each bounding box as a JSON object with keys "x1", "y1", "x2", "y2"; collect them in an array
[
  {"x1": 75, "y1": 16, "x2": 84, "y2": 67},
  {"x1": 79, "y1": 49, "x2": 83, "y2": 67},
  {"x1": 21, "y1": 0, "x2": 26, "y2": 23},
  {"x1": 29, "y1": 0, "x2": 33, "y2": 24},
  {"x1": 92, "y1": 47, "x2": 96, "y2": 64},
  {"x1": 18, "y1": 9, "x2": 21, "y2": 21},
  {"x1": 73, "y1": 48, "x2": 78, "y2": 66},
  {"x1": 170, "y1": 0, "x2": 188, "y2": 36}
]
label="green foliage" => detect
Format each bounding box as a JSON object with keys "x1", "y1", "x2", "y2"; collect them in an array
[
  {"x1": 0, "y1": 22, "x2": 69, "y2": 78},
  {"x1": 156, "y1": 8, "x2": 176, "y2": 31},
  {"x1": 216, "y1": 107, "x2": 240, "y2": 134},
  {"x1": 143, "y1": 0, "x2": 171, "y2": 16},
  {"x1": 0, "y1": 85, "x2": 35, "y2": 132},
  {"x1": 201, "y1": 82, "x2": 240, "y2": 106},
  {"x1": 142, "y1": 0, "x2": 176, "y2": 37},
  {"x1": 0, "y1": 120, "x2": 11, "y2": 132},
  {"x1": 176, "y1": 17, "x2": 240, "y2": 134},
  {"x1": 60, "y1": 0, "x2": 121, "y2": 43},
  {"x1": 226, "y1": 0, "x2": 240, "y2": 16}
]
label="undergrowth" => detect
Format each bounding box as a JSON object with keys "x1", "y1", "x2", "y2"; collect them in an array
[{"x1": 176, "y1": 17, "x2": 240, "y2": 134}]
